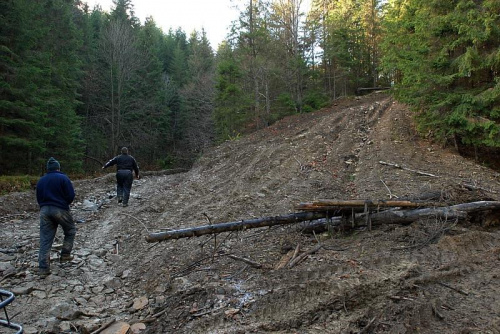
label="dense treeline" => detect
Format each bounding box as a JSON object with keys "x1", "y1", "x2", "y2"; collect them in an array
[
  {"x1": 1, "y1": 0, "x2": 498, "y2": 176},
  {"x1": 382, "y1": 0, "x2": 500, "y2": 156}
]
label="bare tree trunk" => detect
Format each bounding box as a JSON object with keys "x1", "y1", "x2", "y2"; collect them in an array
[
  {"x1": 145, "y1": 201, "x2": 500, "y2": 243},
  {"x1": 146, "y1": 212, "x2": 326, "y2": 242}
]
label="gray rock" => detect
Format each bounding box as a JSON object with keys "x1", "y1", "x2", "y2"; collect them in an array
[
  {"x1": 107, "y1": 254, "x2": 122, "y2": 263},
  {"x1": 74, "y1": 297, "x2": 88, "y2": 305},
  {"x1": 75, "y1": 319, "x2": 101, "y2": 333},
  {"x1": 49, "y1": 302, "x2": 83, "y2": 320},
  {"x1": 92, "y1": 248, "x2": 108, "y2": 257},
  {"x1": 91, "y1": 286, "x2": 104, "y2": 294},
  {"x1": 89, "y1": 294, "x2": 106, "y2": 306},
  {"x1": 22, "y1": 325, "x2": 38, "y2": 334},
  {"x1": 35, "y1": 317, "x2": 59, "y2": 333},
  {"x1": 0, "y1": 261, "x2": 15, "y2": 273},
  {"x1": 121, "y1": 269, "x2": 131, "y2": 278},
  {"x1": 104, "y1": 277, "x2": 122, "y2": 289},
  {"x1": 74, "y1": 285, "x2": 85, "y2": 293},
  {"x1": 0, "y1": 253, "x2": 16, "y2": 261},
  {"x1": 11, "y1": 284, "x2": 34, "y2": 296},
  {"x1": 32, "y1": 290, "x2": 47, "y2": 299},
  {"x1": 88, "y1": 258, "x2": 105, "y2": 269},
  {"x1": 58, "y1": 321, "x2": 72, "y2": 332}
]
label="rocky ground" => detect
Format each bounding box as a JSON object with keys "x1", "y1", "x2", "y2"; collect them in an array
[{"x1": 1, "y1": 93, "x2": 500, "y2": 334}]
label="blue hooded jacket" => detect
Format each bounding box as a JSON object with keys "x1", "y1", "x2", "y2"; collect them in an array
[{"x1": 36, "y1": 171, "x2": 75, "y2": 210}]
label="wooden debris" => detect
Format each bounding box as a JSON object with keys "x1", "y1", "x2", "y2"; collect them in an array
[
  {"x1": 379, "y1": 160, "x2": 438, "y2": 177},
  {"x1": 145, "y1": 212, "x2": 326, "y2": 243},
  {"x1": 227, "y1": 254, "x2": 262, "y2": 269},
  {"x1": 438, "y1": 282, "x2": 469, "y2": 295},
  {"x1": 356, "y1": 87, "x2": 391, "y2": 94},
  {"x1": 295, "y1": 199, "x2": 442, "y2": 212},
  {"x1": 288, "y1": 244, "x2": 323, "y2": 268},
  {"x1": 90, "y1": 319, "x2": 116, "y2": 334},
  {"x1": 99, "y1": 321, "x2": 130, "y2": 334},
  {"x1": 301, "y1": 200, "x2": 500, "y2": 233},
  {"x1": 358, "y1": 316, "x2": 377, "y2": 334},
  {"x1": 275, "y1": 250, "x2": 295, "y2": 269},
  {"x1": 145, "y1": 201, "x2": 500, "y2": 243}
]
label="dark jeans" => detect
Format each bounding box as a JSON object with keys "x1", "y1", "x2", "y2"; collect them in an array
[
  {"x1": 39, "y1": 205, "x2": 76, "y2": 270},
  {"x1": 116, "y1": 170, "x2": 133, "y2": 204}
]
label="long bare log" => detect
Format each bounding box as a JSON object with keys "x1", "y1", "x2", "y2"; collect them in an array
[
  {"x1": 295, "y1": 199, "x2": 443, "y2": 212},
  {"x1": 146, "y1": 201, "x2": 500, "y2": 243},
  {"x1": 145, "y1": 212, "x2": 327, "y2": 243},
  {"x1": 360, "y1": 201, "x2": 498, "y2": 223},
  {"x1": 300, "y1": 201, "x2": 500, "y2": 233}
]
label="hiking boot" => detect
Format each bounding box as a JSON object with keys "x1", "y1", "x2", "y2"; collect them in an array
[
  {"x1": 122, "y1": 203, "x2": 128, "y2": 207},
  {"x1": 60, "y1": 254, "x2": 74, "y2": 263},
  {"x1": 38, "y1": 268, "x2": 51, "y2": 278},
  {"x1": 118, "y1": 197, "x2": 123, "y2": 203}
]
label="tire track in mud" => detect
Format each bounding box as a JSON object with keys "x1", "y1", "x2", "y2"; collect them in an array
[
  {"x1": 182, "y1": 251, "x2": 420, "y2": 334},
  {"x1": 182, "y1": 227, "x2": 500, "y2": 334}
]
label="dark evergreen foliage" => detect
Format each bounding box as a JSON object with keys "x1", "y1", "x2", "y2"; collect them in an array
[
  {"x1": 1, "y1": 0, "x2": 497, "y2": 175},
  {"x1": 381, "y1": 0, "x2": 500, "y2": 150},
  {"x1": 1, "y1": 0, "x2": 83, "y2": 174}
]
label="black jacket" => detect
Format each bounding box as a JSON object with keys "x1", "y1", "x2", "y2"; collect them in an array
[{"x1": 104, "y1": 153, "x2": 139, "y2": 177}]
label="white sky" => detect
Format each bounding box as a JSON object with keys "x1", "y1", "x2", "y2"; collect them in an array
[
  {"x1": 83, "y1": 0, "x2": 311, "y2": 49},
  {"x1": 84, "y1": 0, "x2": 240, "y2": 48}
]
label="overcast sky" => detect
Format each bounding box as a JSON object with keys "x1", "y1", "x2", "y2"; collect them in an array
[
  {"x1": 84, "y1": 0, "x2": 242, "y2": 48},
  {"x1": 84, "y1": 0, "x2": 311, "y2": 49}
]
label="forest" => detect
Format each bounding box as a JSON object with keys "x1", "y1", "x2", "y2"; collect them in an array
[{"x1": 1, "y1": 0, "x2": 499, "y2": 176}]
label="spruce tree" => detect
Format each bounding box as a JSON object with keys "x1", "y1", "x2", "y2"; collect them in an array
[{"x1": 382, "y1": 0, "x2": 500, "y2": 151}]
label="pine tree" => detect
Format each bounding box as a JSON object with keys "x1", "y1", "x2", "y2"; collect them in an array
[
  {"x1": 132, "y1": 17, "x2": 171, "y2": 162},
  {"x1": 180, "y1": 30, "x2": 216, "y2": 156},
  {"x1": 0, "y1": 0, "x2": 83, "y2": 174},
  {"x1": 214, "y1": 42, "x2": 252, "y2": 141},
  {"x1": 381, "y1": 0, "x2": 500, "y2": 150}
]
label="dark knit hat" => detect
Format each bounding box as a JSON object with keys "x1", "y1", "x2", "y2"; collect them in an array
[{"x1": 47, "y1": 157, "x2": 60, "y2": 171}]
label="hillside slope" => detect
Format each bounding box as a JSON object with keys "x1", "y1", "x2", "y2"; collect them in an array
[{"x1": 1, "y1": 93, "x2": 500, "y2": 334}]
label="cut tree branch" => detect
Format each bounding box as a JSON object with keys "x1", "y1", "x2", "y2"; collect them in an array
[{"x1": 379, "y1": 160, "x2": 438, "y2": 177}]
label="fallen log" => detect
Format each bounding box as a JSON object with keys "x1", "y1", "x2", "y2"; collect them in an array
[
  {"x1": 300, "y1": 201, "x2": 500, "y2": 233},
  {"x1": 358, "y1": 201, "x2": 498, "y2": 223},
  {"x1": 145, "y1": 201, "x2": 500, "y2": 243},
  {"x1": 356, "y1": 87, "x2": 391, "y2": 95},
  {"x1": 295, "y1": 199, "x2": 443, "y2": 212},
  {"x1": 145, "y1": 212, "x2": 326, "y2": 243}
]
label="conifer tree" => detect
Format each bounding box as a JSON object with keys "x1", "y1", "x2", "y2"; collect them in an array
[
  {"x1": 181, "y1": 30, "x2": 216, "y2": 156},
  {"x1": 382, "y1": 0, "x2": 500, "y2": 151},
  {"x1": 0, "y1": 0, "x2": 83, "y2": 174}
]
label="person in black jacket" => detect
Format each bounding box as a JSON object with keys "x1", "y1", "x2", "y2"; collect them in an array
[
  {"x1": 36, "y1": 157, "x2": 76, "y2": 278},
  {"x1": 102, "y1": 147, "x2": 140, "y2": 207}
]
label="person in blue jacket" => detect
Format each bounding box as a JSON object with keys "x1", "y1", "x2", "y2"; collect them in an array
[
  {"x1": 102, "y1": 147, "x2": 140, "y2": 207},
  {"x1": 36, "y1": 157, "x2": 76, "y2": 278}
]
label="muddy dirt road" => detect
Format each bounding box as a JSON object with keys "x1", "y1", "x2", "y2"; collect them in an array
[{"x1": 1, "y1": 93, "x2": 500, "y2": 334}]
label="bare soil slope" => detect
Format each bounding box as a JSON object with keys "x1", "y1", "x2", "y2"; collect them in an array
[{"x1": 1, "y1": 93, "x2": 500, "y2": 334}]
